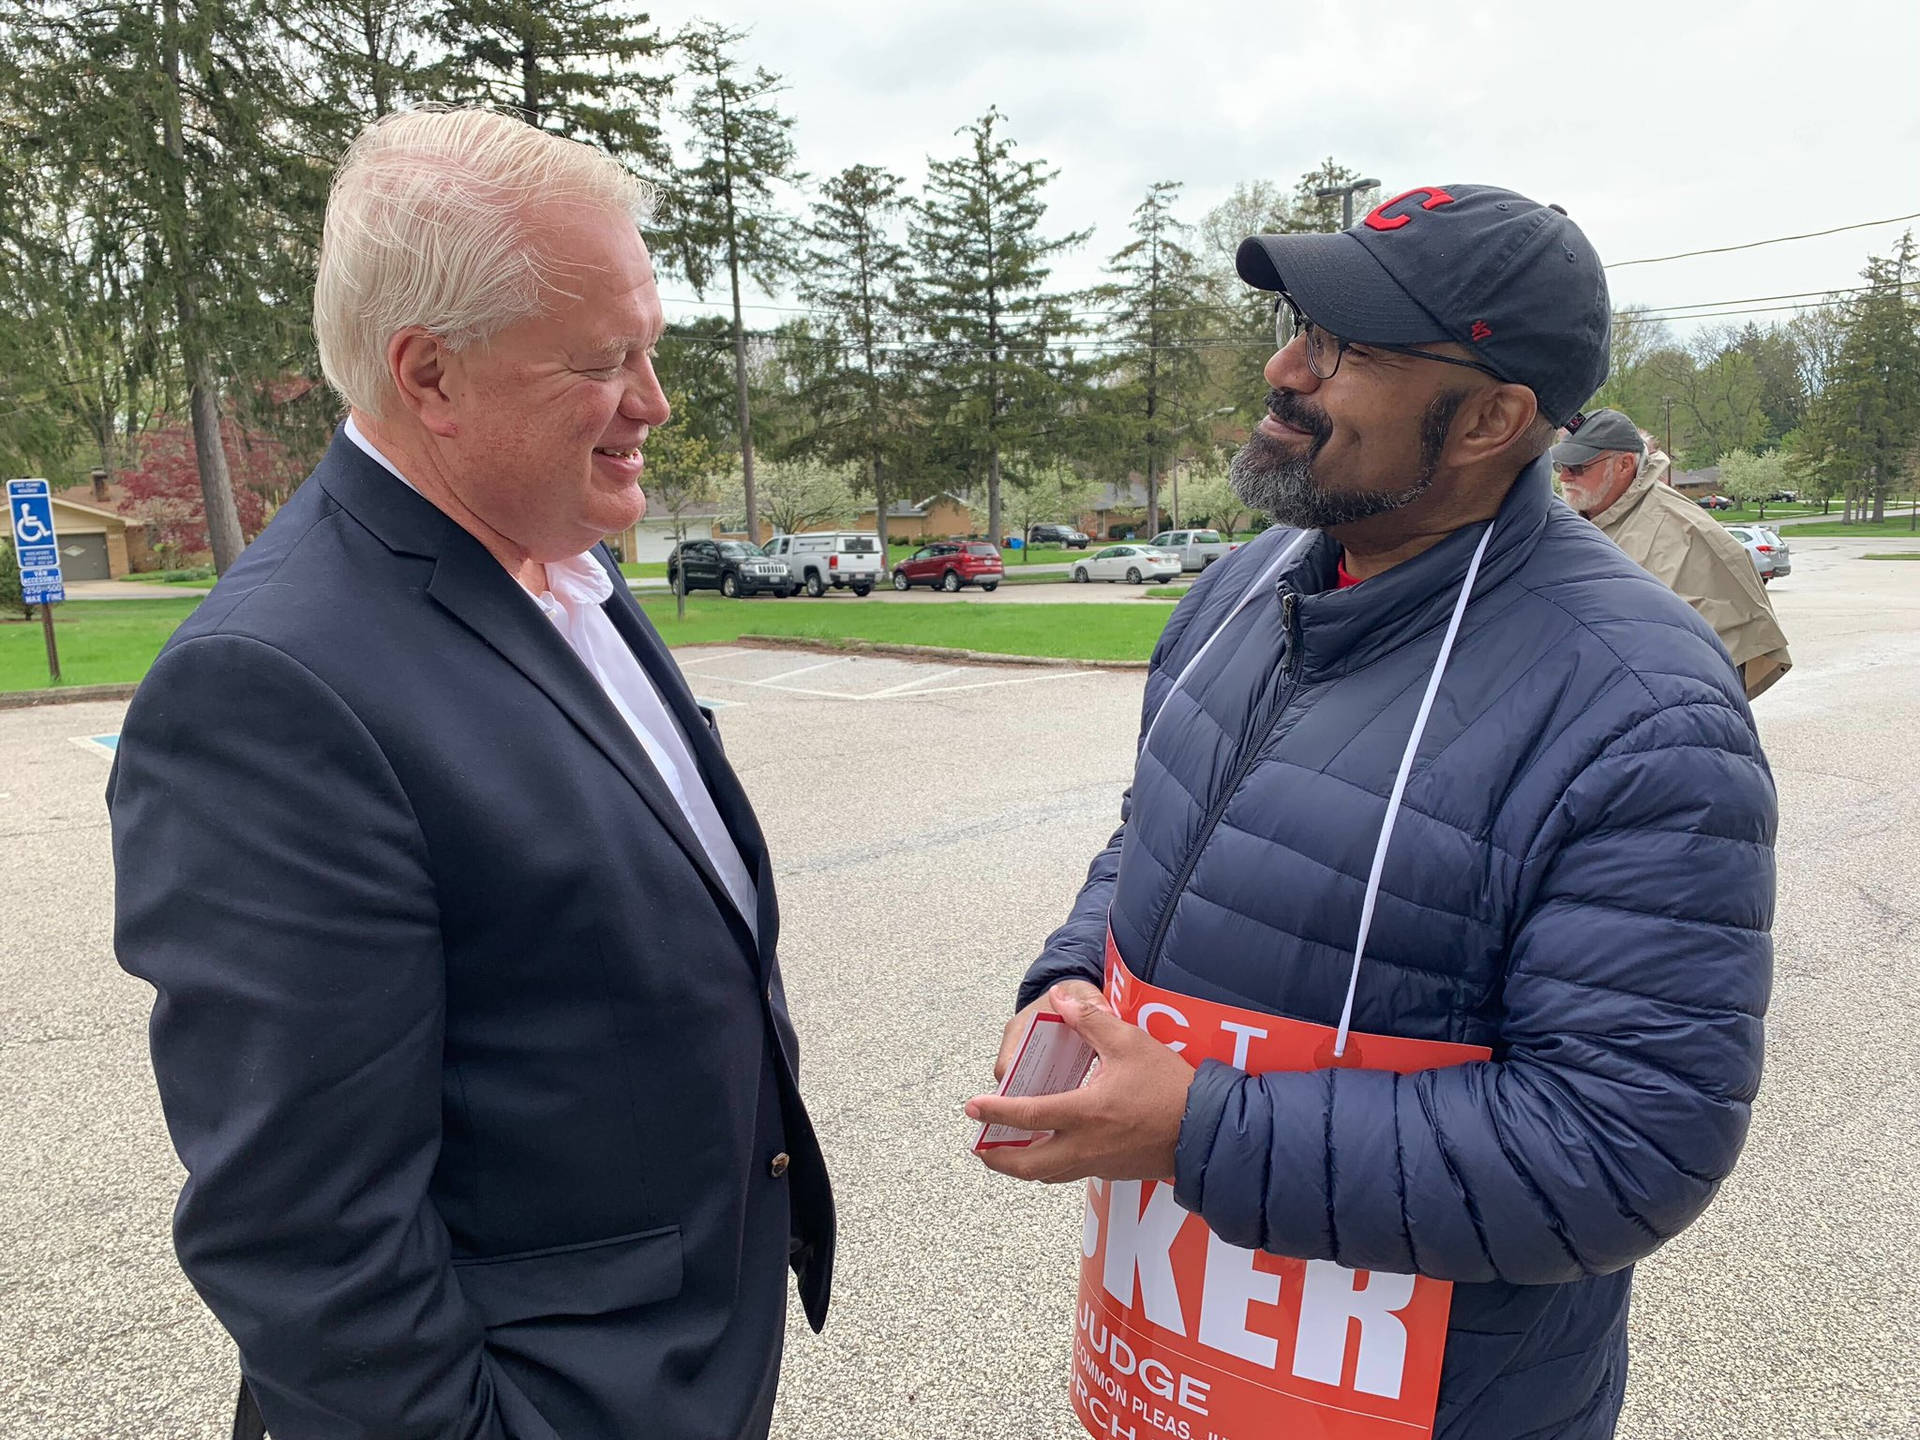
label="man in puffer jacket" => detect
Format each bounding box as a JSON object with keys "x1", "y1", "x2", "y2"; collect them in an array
[{"x1": 968, "y1": 187, "x2": 1773, "y2": 1439}]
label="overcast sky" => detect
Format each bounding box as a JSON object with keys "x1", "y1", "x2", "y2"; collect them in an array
[{"x1": 656, "y1": 0, "x2": 1920, "y2": 346}]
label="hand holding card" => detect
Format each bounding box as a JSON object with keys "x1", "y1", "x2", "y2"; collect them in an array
[{"x1": 973, "y1": 1007, "x2": 1098, "y2": 1152}]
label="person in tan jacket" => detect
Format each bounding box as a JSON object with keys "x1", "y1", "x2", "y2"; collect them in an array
[{"x1": 1554, "y1": 408, "x2": 1791, "y2": 698}]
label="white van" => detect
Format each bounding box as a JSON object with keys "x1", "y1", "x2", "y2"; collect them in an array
[{"x1": 762, "y1": 532, "x2": 883, "y2": 597}]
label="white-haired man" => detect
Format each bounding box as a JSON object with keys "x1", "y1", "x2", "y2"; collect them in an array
[
  {"x1": 109, "y1": 107, "x2": 833, "y2": 1440},
  {"x1": 1554, "y1": 407, "x2": 1791, "y2": 698}
]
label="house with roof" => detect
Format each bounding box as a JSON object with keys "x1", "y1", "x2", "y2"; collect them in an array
[
  {"x1": 851, "y1": 491, "x2": 975, "y2": 541},
  {"x1": 37, "y1": 477, "x2": 155, "y2": 579},
  {"x1": 604, "y1": 500, "x2": 729, "y2": 563}
]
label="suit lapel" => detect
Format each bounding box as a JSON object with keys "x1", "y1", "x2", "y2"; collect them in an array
[
  {"x1": 597, "y1": 559, "x2": 780, "y2": 970},
  {"x1": 424, "y1": 542, "x2": 754, "y2": 952}
]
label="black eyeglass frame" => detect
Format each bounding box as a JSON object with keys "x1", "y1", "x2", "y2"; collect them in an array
[{"x1": 1274, "y1": 294, "x2": 1510, "y2": 385}]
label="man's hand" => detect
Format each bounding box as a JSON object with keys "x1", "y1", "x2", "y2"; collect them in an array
[
  {"x1": 994, "y1": 991, "x2": 1059, "y2": 1082},
  {"x1": 969, "y1": 981, "x2": 1195, "y2": 1184}
]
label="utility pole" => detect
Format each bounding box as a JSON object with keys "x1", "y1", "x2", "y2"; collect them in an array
[{"x1": 1315, "y1": 177, "x2": 1382, "y2": 231}]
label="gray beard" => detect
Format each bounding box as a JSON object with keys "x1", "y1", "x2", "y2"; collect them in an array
[
  {"x1": 1228, "y1": 429, "x2": 1436, "y2": 530},
  {"x1": 1228, "y1": 390, "x2": 1461, "y2": 529}
]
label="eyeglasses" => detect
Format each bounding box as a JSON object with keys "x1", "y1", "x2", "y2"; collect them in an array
[
  {"x1": 1554, "y1": 456, "x2": 1629, "y2": 477},
  {"x1": 1274, "y1": 295, "x2": 1509, "y2": 384}
]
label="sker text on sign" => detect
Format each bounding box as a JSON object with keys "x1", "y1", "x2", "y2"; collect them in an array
[{"x1": 1072, "y1": 938, "x2": 1490, "y2": 1440}]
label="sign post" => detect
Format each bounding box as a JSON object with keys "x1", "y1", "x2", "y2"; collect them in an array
[{"x1": 8, "y1": 478, "x2": 65, "y2": 684}]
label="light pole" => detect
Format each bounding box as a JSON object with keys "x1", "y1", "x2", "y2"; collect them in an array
[{"x1": 1315, "y1": 177, "x2": 1382, "y2": 231}]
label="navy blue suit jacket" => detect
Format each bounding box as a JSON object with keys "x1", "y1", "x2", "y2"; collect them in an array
[{"x1": 109, "y1": 431, "x2": 833, "y2": 1439}]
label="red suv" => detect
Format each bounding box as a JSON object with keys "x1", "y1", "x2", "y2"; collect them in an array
[{"x1": 891, "y1": 541, "x2": 1003, "y2": 593}]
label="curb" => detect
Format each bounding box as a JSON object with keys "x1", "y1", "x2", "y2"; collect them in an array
[
  {"x1": 733, "y1": 635, "x2": 1148, "y2": 672},
  {"x1": 0, "y1": 682, "x2": 139, "y2": 710}
]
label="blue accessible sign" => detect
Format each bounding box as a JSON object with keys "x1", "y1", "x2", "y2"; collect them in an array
[{"x1": 8, "y1": 477, "x2": 66, "y2": 604}]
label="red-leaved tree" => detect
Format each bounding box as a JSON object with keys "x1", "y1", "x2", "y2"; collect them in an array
[{"x1": 118, "y1": 409, "x2": 305, "y2": 561}]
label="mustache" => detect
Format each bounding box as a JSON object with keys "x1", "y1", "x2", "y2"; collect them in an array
[{"x1": 1263, "y1": 389, "x2": 1333, "y2": 445}]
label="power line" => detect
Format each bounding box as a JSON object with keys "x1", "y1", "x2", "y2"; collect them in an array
[
  {"x1": 1606, "y1": 211, "x2": 1920, "y2": 268},
  {"x1": 663, "y1": 282, "x2": 1911, "y2": 353}
]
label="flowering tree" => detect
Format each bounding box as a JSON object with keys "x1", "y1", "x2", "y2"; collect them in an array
[
  {"x1": 1716, "y1": 448, "x2": 1790, "y2": 522},
  {"x1": 718, "y1": 457, "x2": 856, "y2": 539}
]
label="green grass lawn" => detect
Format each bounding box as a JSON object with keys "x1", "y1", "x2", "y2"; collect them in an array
[
  {"x1": 1, "y1": 591, "x2": 1176, "y2": 691},
  {"x1": 1710, "y1": 503, "x2": 1826, "y2": 524},
  {"x1": 1773, "y1": 516, "x2": 1920, "y2": 539},
  {"x1": 1863, "y1": 552, "x2": 1920, "y2": 560},
  {"x1": 1, "y1": 599, "x2": 203, "y2": 692},
  {"x1": 642, "y1": 594, "x2": 1174, "y2": 662},
  {"x1": 617, "y1": 561, "x2": 670, "y2": 579}
]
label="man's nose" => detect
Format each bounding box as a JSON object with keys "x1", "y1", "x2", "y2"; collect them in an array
[
  {"x1": 625, "y1": 361, "x2": 671, "y2": 427},
  {"x1": 1266, "y1": 334, "x2": 1321, "y2": 395}
]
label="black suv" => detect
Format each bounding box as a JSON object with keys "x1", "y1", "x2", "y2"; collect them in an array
[
  {"x1": 1027, "y1": 523, "x2": 1090, "y2": 549},
  {"x1": 667, "y1": 539, "x2": 794, "y2": 598}
]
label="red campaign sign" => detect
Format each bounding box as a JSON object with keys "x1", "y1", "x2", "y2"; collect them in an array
[{"x1": 1071, "y1": 939, "x2": 1489, "y2": 1440}]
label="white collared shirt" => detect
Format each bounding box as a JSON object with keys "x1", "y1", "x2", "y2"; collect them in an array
[{"x1": 343, "y1": 418, "x2": 759, "y2": 938}]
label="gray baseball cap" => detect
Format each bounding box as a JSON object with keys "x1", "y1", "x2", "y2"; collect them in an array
[
  {"x1": 1235, "y1": 184, "x2": 1612, "y2": 425},
  {"x1": 1550, "y1": 408, "x2": 1646, "y2": 467}
]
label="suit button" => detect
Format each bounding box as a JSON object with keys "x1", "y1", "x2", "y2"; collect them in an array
[{"x1": 769, "y1": 1152, "x2": 790, "y2": 1178}]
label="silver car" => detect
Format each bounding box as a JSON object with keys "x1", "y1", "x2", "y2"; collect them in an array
[
  {"x1": 1070, "y1": 544, "x2": 1183, "y2": 584},
  {"x1": 1724, "y1": 525, "x2": 1789, "y2": 582}
]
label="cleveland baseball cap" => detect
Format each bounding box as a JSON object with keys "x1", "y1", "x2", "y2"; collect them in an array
[
  {"x1": 1549, "y1": 409, "x2": 1646, "y2": 467},
  {"x1": 1236, "y1": 185, "x2": 1611, "y2": 425}
]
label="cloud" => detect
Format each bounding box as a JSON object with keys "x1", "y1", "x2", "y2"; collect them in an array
[{"x1": 666, "y1": 0, "x2": 1920, "y2": 326}]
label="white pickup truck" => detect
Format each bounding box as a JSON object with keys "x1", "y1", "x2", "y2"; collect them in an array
[
  {"x1": 1148, "y1": 528, "x2": 1239, "y2": 572},
  {"x1": 762, "y1": 531, "x2": 884, "y2": 597}
]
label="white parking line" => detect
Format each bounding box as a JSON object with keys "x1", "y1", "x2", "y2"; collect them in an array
[
  {"x1": 870, "y1": 669, "x2": 1099, "y2": 700},
  {"x1": 674, "y1": 649, "x2": 750, "y2": 669},
  {"x1": 866, "y1": 667, "x2": 964, "y2": 697},
  {"x1": 705, "y1": 666, "x2": 1101, "y2": 703},
  {"x1": 756, "y1": 657, "x2": 852, "y2": 684},
  {"x1": 691, "y1": 672, "x2": 869, "y2": 700}
]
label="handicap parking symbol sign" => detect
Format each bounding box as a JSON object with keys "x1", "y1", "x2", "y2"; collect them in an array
[{"x1": 7, "y1": 478, "x2": 65, "y2": 602}]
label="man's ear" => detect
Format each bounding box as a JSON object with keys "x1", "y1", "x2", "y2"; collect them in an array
[
  {"x1": 386, "y1": 327, "x2": 461, "y2": 439},
  {"x1": 1452, "y1": 383, "x2": 1539, "y2": 465}
]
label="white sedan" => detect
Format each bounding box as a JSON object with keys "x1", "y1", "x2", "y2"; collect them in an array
[{"x1": 1069, "y1": 544, "x2": 1183, "y2": 584}]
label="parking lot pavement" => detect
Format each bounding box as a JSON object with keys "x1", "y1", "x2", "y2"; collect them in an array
[{"x1": 3, "y1": 546, "x2": 1917, "y2": 1438}]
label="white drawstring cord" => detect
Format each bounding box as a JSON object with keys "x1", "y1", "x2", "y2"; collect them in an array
[
  {"x1": 1332, "y1": 524, "x2": 1494, "y2": 1058},
  {"x1": 1140, "y1": 530, "x2": 1317, "y2": 758}
]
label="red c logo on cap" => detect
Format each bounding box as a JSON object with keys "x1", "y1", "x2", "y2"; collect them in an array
[{"x1": 1364, "y1": 187, "x2": 1457, "y2": 232}]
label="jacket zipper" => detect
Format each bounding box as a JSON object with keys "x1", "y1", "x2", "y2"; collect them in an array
[{"x1": 1140, "y1": 589, "x2": 1302, "y2": 983}]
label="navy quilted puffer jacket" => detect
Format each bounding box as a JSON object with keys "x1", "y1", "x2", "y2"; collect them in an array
[{"x1": 1021, "y1": 459, "x2": 1774, "y2": 1439}]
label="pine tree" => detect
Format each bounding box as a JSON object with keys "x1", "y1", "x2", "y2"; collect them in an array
[
  {"x1": 4, "y1": 0, "x2": 319, "y2": 573},
  {"x1": 1290, "y1": 159, "x2": 1380, "y2": 233},
  {"x1": 1804, "y1": 235, "x2": 1920, "y2": 524},
  {"x1": 659, "y1": 20, "x2": 801, "y2": 545},
  {"x1": 281, "y1": 0, "x2": 426, "y2": 123},
  {"x1": 1094, "y1": 181, "x2": 1212, "y2": 536},
  {"x1": 910, "y1": 107, "x2": 1086, "y2": 549},
  {"x1": 797, "y1": 165, "x2": 915, "y2": 552},
  {"x1": 426, "y1": 0, "x2": 670, "y2": 167},
  {"x1": 660, "y1": 24, "x2": 802, "y2": 545}
]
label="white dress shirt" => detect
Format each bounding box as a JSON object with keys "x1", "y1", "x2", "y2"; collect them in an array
[{"x1": 344, "y1": 418, "x2": 759, "y2": 938}]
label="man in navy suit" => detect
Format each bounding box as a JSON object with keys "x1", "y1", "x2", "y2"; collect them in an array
[{"x1": 108, "y1": 107, "x2": 833, "y2": 1439}]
